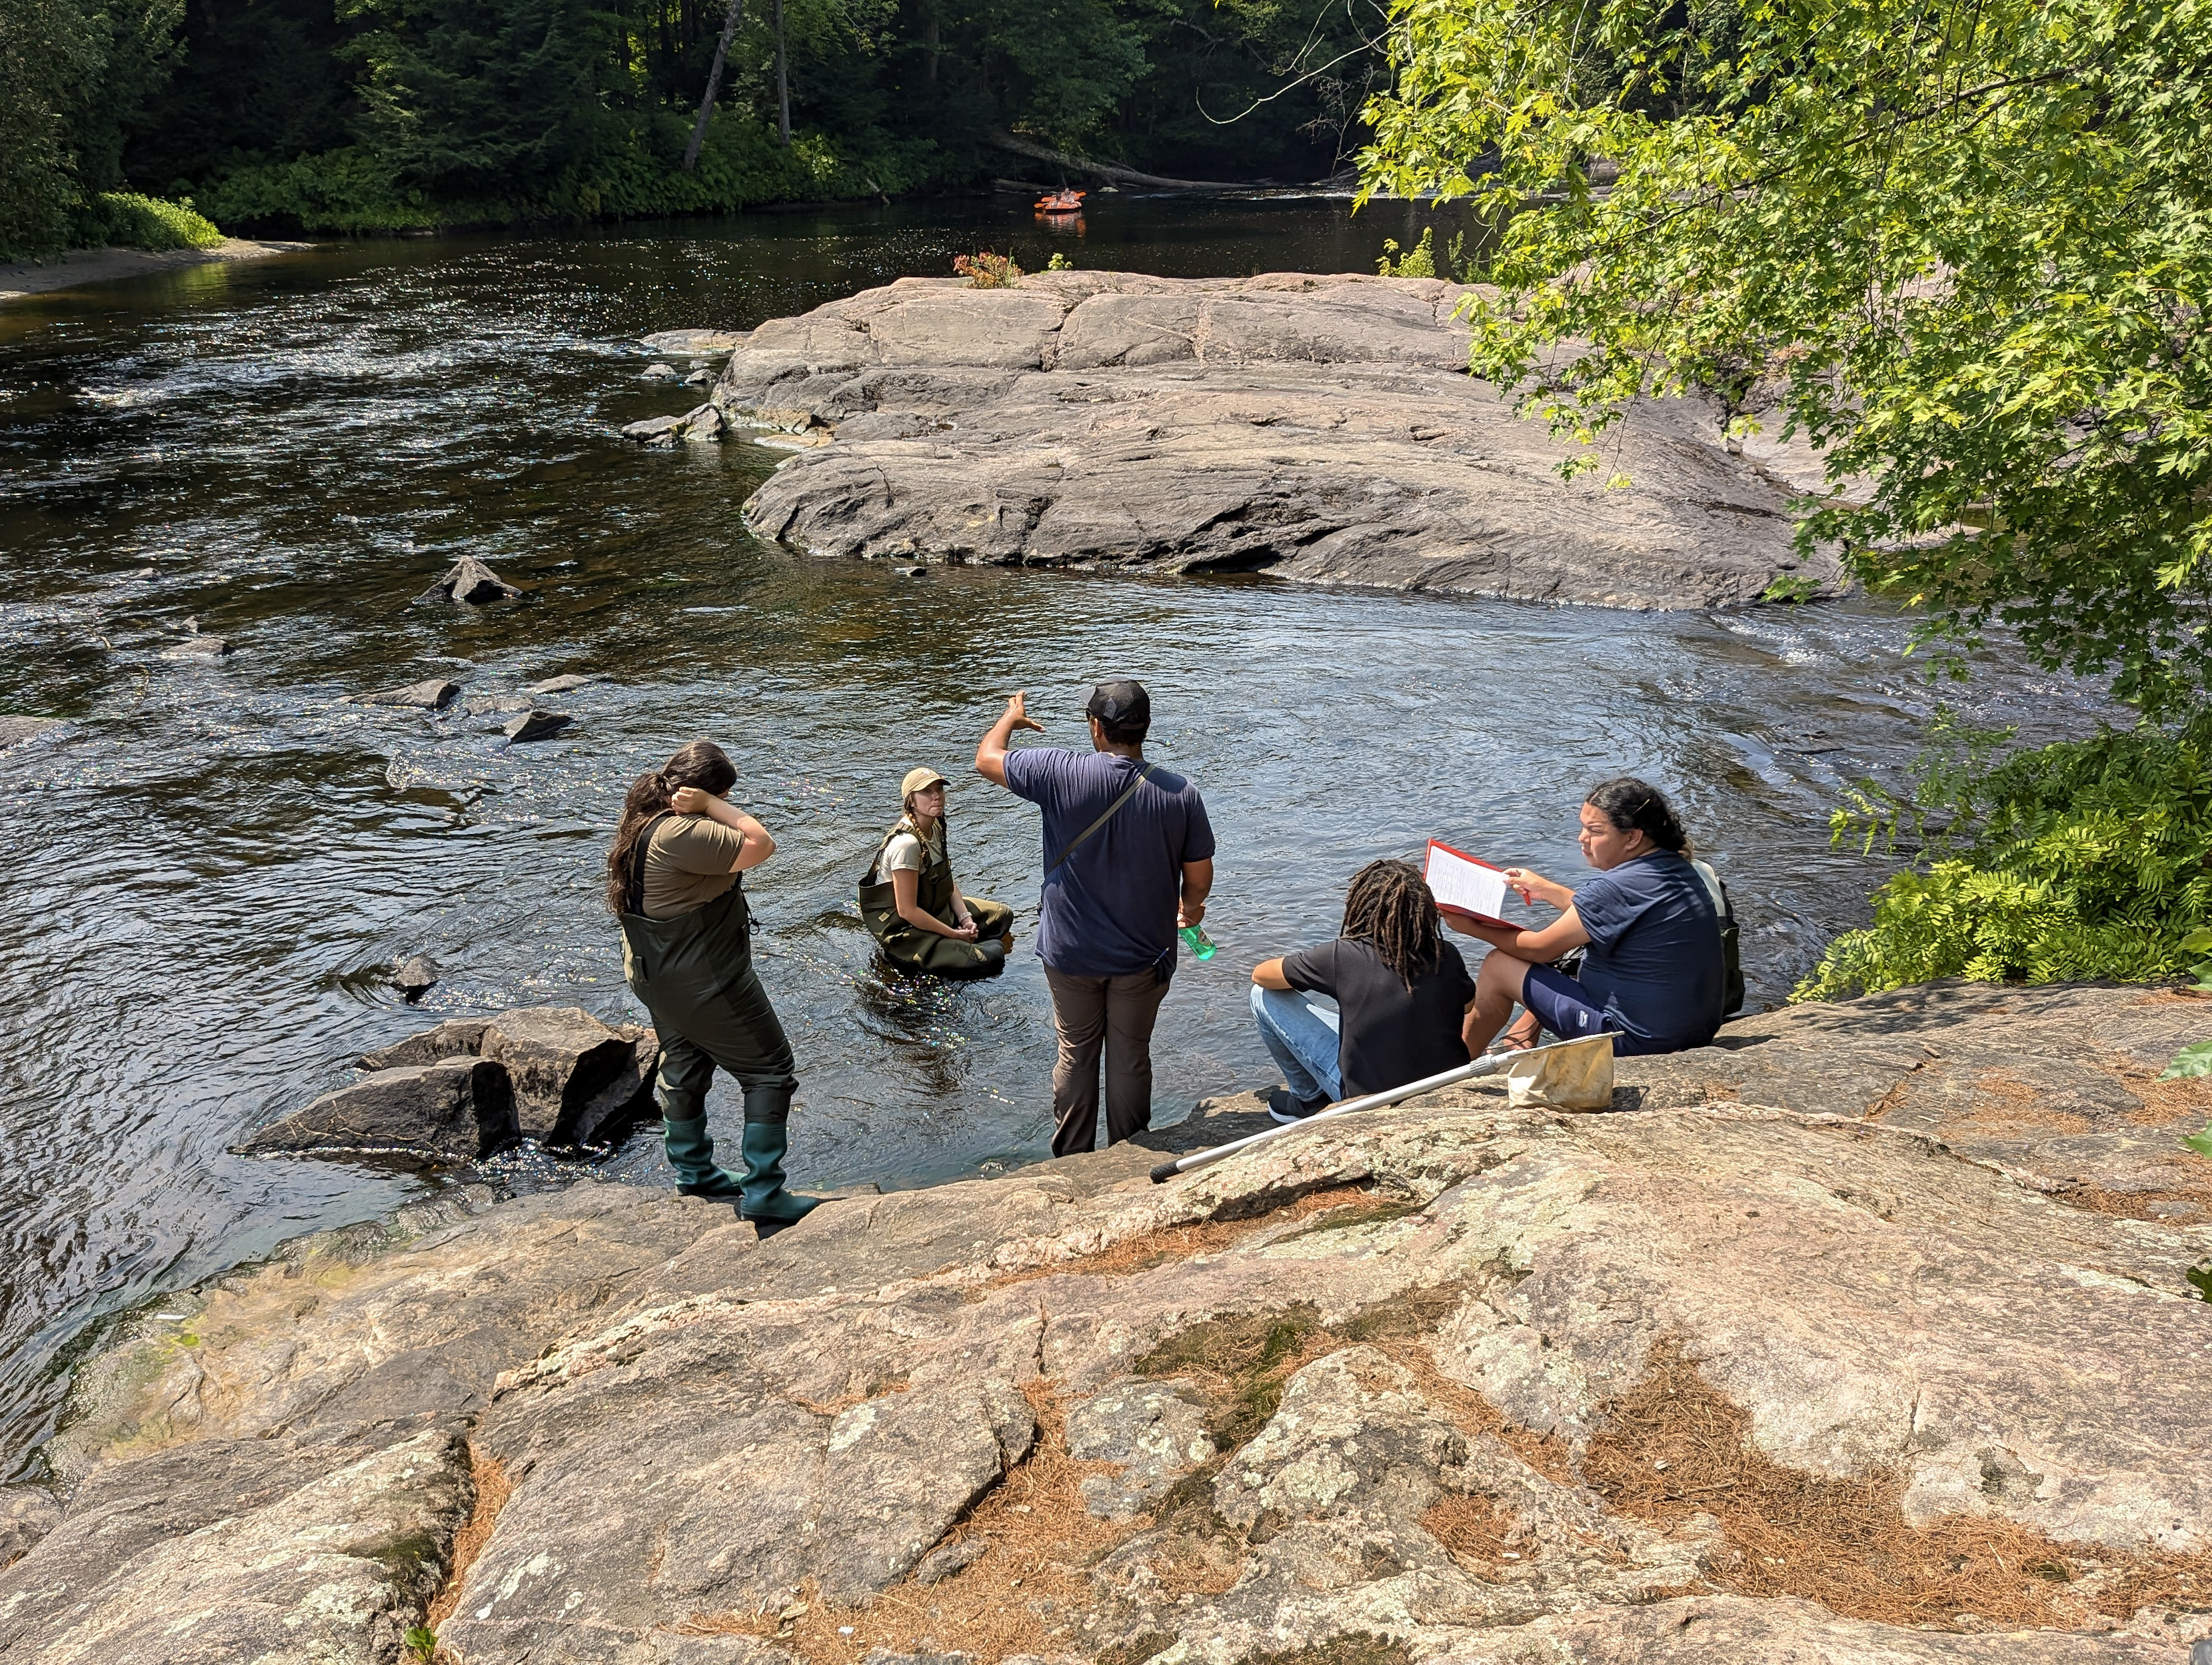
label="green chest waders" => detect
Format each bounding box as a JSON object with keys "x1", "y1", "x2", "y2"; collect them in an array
[
  {"x1": 858, "y1": 822, "x2": 1012, "y2": 975},
  {"x1": 620, "y1": 814, "x2": 818, "y2": 1223}
]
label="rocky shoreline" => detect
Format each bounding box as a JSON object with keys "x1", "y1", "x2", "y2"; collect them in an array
[
  {"x1": 3, "y1": 980, "x2": 2209, "y2": 1664},
  {"x1": 685, "y1": 272, "x2": 1847, "y2": 610}
]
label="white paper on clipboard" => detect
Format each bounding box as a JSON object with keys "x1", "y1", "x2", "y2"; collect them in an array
[{"x1": 1424, "y1": 839, "x2": 1511, "y2": 926}]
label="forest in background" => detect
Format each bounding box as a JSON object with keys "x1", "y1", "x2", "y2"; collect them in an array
[{"x1": 0, "y1": 0, "x2": 1384, "y2": 254}]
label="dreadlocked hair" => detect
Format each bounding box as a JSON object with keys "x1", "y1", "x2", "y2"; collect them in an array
[
  {"x1": 1340, "y1": 858, "x2": 1444, "y2": 989},
  {"x1": 606, "y1": 740, "x2": 737, "y2": 915}
]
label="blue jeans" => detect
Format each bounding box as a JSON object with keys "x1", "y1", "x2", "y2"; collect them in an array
[{"x1": 1250, "y1": 983, "x2": 1342, "y2": 1103}]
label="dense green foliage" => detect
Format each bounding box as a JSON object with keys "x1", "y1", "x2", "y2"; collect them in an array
[
  {"x1": 83, "y1": 190, "x2": 223, "y2": 248},
  {"x1": 4, "y1": 0, "x2": 1384, "y2": 245},
  {"x1": 1798, "y1": 715, "x2": 2212, "y2": 999},
  {"x1": 1359, "y1": 0, "x2": 2212, "y2": 719}
]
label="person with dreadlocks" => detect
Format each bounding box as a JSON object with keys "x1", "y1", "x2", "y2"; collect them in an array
[
  {"x1": 1248, "y1": 857, "x2": 1479, "y2": 1123},
  {"x1": 607, "y1": 739, "x2": 820, "y2": 1227},
  {"x1": 1442, "y1": 776, "x2": 1726, "y2": 1058}
]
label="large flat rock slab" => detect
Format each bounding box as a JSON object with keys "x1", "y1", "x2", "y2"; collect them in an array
[
  {"x1": 720, "y1": 271, "x2": 1842, "y2": 609},
  {"x1": 9, "y1": 983, "x2": 2210, "y2": 1664}
]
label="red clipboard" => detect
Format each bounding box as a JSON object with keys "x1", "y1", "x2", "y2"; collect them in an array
[{"x1": 1424, "y1": 838, "x2": 1514, "y2": 929}]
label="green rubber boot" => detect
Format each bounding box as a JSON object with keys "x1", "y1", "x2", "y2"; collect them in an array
[
  {"x1": 738, "y1": 1114, "x2": 821, "y2": 1225},
  {"x1": 664, "y1": 1114, "x2": 746, "y2": 1201}
]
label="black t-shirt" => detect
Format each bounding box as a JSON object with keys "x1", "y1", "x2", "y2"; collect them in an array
[{"x1": 1280, "y1": 937, "x2": 1477, "y2": 1099}]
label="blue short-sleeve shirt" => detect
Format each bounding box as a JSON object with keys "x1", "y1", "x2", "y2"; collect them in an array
[
  {"x1": 1001, "y1": 748, "x2": 1216, "y2": 977},
  {"x1": 1573, "y1": 851, "x2": 1725, "y2": 1049}
]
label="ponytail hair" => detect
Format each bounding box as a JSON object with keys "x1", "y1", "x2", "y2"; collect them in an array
[
  {"x1": 1585, "y1": 776, "x2": 1690, "y2": 855},
  {"x1": 606, "y1": 740, "x2": 738, "y2": 914}
]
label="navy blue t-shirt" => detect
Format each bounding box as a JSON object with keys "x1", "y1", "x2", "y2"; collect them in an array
[
  {"x1": 1002, "y1": 748, "x2": 1216, "y2": 977},
  {"x1": 1574, "y1": 851, "x2": 1725, "y2": 1049}
]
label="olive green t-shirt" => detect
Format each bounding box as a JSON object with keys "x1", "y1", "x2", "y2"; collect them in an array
[{"x1": 640, "y1": 814, "x2": 746, "y2": 919}]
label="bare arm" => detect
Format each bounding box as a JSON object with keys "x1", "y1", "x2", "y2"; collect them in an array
[
  {"x1": 669, "y1": 786, "x2": 775, "y2": 872},
  {"x1": 974, "y1": 691, "x2": 1043, "y2": 787},
  {"x1": 1251, "y1": 955, "x2": 1292, "y2": 990},
  {"x1": 890, "y1": 867, "x2": 978, "y2": 939},
  {"x1": 1178, "y1": 857, "x2": 1213, "y2": 929},
  {"x1": 1440, "y1": 903, "x2": 1590, "y2": 962}
]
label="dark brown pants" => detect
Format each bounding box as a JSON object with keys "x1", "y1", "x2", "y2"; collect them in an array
[{"x1": 1044, "y1": 964, "x2": 1170, "y2": 1155}]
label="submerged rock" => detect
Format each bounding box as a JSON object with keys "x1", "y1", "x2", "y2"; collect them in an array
[
  {"x1": 0, "y1": 716, "x2": 63, "y2": 750},
  {"x1": 418, "y1": 556, "x2": 521, "y2": 606},
  {"x1": 503, "y1": 708, "x2": 572, "y2": 744},
  {"x1": 529, "y1": 672, "x2": 589, "y2": 695},
  {"x1": 351, "y1": 677, "x2": 461, "y2": 710},
  {"x1": 726, "y1": 272, "x2": 1849, "y2": 610},
  {"x1": 30, "y1": 981, "x2": 2212, "y2": 1665},
  {"x1": 464, "y1": 692, "x2": 535, "y2": 715},
  {"x1": 234, "y1": 1055, "x2": 519, "y2": 1167},
  {"x1": 161, "y1": 632, "x2": 230, "y2": 658}
]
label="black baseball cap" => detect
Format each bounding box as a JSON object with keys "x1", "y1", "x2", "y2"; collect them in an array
[{"x1": 1085, "y1": 679, "x2": 1150, "y2": 726}]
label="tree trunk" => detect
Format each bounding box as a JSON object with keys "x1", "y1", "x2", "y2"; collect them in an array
[
  {"x1": 772, "y1": 0, "x2": 790, "y2": 147},
  {"x1": 923, "y1": 12, "x2": 938, "y2": 85},
  {"x1": 682, "y1": 0, "x2": 746, "y2": 172}
]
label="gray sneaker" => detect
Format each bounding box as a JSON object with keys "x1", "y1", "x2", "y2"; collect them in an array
[{"x1": 1267, "y1": 1087, "x2": 1330, "y2": 1125}]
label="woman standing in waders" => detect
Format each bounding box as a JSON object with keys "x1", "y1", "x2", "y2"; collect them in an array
[
  {"x1": 858, "y1": 766, "x2": 1016, "y2": 975},
  {"x1": 608, "y1": 740, "x2": 818, "y2": 1226}
]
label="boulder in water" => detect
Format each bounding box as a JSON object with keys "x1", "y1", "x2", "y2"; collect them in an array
[
  {"x1": 233, "y1": 1057, "x2": 519, "y2": 1167},
  {"x1": 502, "y1": 709, "x2": 572, "y2": 744},
  {"x1": 528, "y1": 673, "x2": 588, "y2": 695},
  {"x1": 359, "y1": 1017, "x2": 489, "y2": 1071},
  {"x1": 620, "y1": 413, "x2": 685, "y2": 445},
  {"x1": 391, "y1": 953, "x2": 438, "y2": 999},
  {"x1": 481, "y1": 1006, "x2": 656, "y2": 1145},
  {"x1": 417, "y1": 556, "x2": 519, "y2": 607},
  {"x1": 350, "y1": 678, "x2": 460, "y2": 710},
  {"x1": 642, "y1": 362, "x2": 678, "y2": 381},
  {"x1": 463, "y1": 693, "x2": 533, "y2": 716}
]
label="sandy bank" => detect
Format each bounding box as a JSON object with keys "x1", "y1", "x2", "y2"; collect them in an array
[{"x1": 0, "y1": 237, "x2": 317, "y2": 302}]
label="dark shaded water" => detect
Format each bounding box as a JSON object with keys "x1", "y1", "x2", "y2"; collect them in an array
[{"x1": 0, "y1": 197, "x2": 2107, "y2": 1479}]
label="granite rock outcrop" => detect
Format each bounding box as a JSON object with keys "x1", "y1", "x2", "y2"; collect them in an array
[
  {"x1": 11, "y1": 981, "x2": 2210, "y2": 1665},
  {"x1": 719, "y1": 272, "x2": 1846, "y2": 610}
]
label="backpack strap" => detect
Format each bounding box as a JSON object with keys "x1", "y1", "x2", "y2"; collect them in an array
[
  {"x1": 626, "y1": 812, "x2": 673, "y2": 917},
  {"x1": 1044, "y1": 761, "x2": 1154, "y2": 877}
]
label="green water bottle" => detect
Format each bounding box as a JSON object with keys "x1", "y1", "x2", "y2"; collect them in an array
[{"x1": 1180, "y1": 924, "x2": 1217, "y2": 961}]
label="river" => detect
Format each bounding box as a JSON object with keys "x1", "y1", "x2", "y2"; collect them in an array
[{"x1": 0, "y1": 196, "x2": 2109, "y2": 1480}]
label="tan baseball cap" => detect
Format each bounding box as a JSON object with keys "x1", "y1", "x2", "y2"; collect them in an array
[{"x1": 900, "y1": 766, "x2": 949, "y2": 798}]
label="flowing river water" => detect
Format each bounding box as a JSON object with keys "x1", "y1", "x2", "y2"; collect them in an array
[{"x1": 0, "y1": 197, "x2": 2109, "y2": 1480}]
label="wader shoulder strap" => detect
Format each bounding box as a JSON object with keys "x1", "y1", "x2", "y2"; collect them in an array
[
  {"x1": 1044, "y1": 762, "x2": 1154, "y2": 877},
  {"x1": 626, "y1": 812, "x2": 673, "y2": 917}
]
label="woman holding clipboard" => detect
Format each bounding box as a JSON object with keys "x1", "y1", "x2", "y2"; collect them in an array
[{"x1": 1441, "y1": 778, "x2": 1725, "y2": 1057}]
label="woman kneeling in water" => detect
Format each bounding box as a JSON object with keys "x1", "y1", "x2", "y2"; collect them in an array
[
  {"x1": 1445, "y1": 777, "x2": 1724, "y2": 1057},
  {"x1": 608, "y1": 740, "x2": 818, "y2": 1225},
  {"x1": 859, "y1": 766, "x2": 1015, "y2": 975}
]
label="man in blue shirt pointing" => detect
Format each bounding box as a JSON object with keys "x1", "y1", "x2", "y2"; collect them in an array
[{"x1": 976, "y1": 680, "x2": 1216, "y2": 1155}]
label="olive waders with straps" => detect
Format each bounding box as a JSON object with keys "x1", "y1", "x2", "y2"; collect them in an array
[
  {"x1": 857, "y1": 820, "x2": 1015, "y2": 975},
  {"x1": 618, "y1": 812, "x2": 818, "y2": 1225}
]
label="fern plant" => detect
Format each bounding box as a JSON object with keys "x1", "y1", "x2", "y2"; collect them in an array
[{"x1": 1797, "y1": 710, "x2": 2212, "y2": 999}]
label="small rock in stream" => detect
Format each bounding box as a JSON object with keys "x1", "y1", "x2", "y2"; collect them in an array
[
  {"x1": 417, "y1": 556, "x2": 521, "y2": 607},
  {"x1": 0, "y1": 717, "x2": 64, "y2": 750},
  {"x1": 642, "y1": 362, "x2": 678, "y2": 381},
  {"x1": 161, "y1": 633, "x2": 230, "y2": 659},
  {"x1": 392, "y1": 953, "x2": 439, "y2": 1000},
  {"x1": 528, "y1": 673, "x2": 589, "y2": 695},
  {"x1": 681, "y1": 367, "x2": 712, "y2": 386},
  {"x1": 890, "y1": 565, "x2": 927, "y2": 578},
  {"x1": 464, "y1": 693, "x2": 535, "y2": 716},
  {"x1": 350, "y1": 677, "x2": 461, "y2": 710},
  {"x1": 638, "y1": 328, "x2": 747, "y2": 354},
  {"x1": 620, "y1": 414, "x2": 686, "y2": 445},
  {"x1": 503, "y1": 710, "x2": 572, "y2": 744}
]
